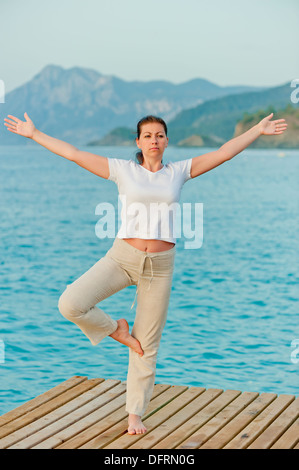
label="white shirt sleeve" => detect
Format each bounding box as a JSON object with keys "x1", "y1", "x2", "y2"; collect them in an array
[
  {"x1": 107, "y1": 158, "x2": 124, "y2": 184},
  {"x1": 171, "y1": 158, "x2": 193, "y2": 184}
]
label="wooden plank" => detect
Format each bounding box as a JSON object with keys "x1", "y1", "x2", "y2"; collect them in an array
[
  {"x1": 77, "y1": 385, "x2": 189, "y2": 450},
  {"x1": 164, "y1": 389, "x2": 244, "y2": 450},
  {"x1": 270, "y1": 418, "x2": 299, "y2": 449},
  {"x1": 0, "y1": 378, "x2": 103, "y2": 446},
  {"x1": 176, "y1": 391, "x2": 258, "y2": 449},
  {"x1": 130, "y1": 388, "x2": 233, "y2": 449},
  {"x1": 0, "y1": 376, "x2": 87, "y2": 427},
  {"x1": 248, "y1": 397, "x2": 299, "y2": 449},
  {"x1": 224, "y1": 394, "x2": 295, "y2": 449},
  {"x1": 8, "y1": 379, "x2": 121, "y2": 449},
  {"x1": 199, "y1": 392, "x2": 277, "y2": 449},
  {"x1": 56, "y1": 383, "x2": 176, "y2": 449},
  {"x1": 103, "y1": 386, "x2": 210, "y2": 449},
  {"x1": 2, "y1": 375, "x2": 298, "y2": 450},
  {"x1": 33, "y1": 381, "x2": 128, "y2": 449},
  {"x1": 27, "y1": 380, "x2": 125, "y2": 449}
]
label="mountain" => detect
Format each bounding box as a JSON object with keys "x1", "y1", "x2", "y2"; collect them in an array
[
  {"x1": 166, "y1": 82, "x2": 295, "y2": 144},
  {"x1": 233, "y1": 104, "x2": 299, "y2": 148},
  {"x1": 88, "y1": 127, "x2": 136, "y2": 146},
  {"x1": 0, "y1": 64, "x2": 264, "y2": 146},
  {"x1": 91, "y1": 83, "x2": 297, "y2": 148},
  {"x1": 89, "y1": 126, "x2": 224, "y2": 147}
]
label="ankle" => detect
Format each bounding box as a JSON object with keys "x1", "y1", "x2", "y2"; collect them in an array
[{"x1": 109, "y1": 320, "x2": 121, "y2": 337}]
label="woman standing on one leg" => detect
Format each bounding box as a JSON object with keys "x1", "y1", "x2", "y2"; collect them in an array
[{"x1": 4, "y1": 111, "x2": 287, "y2": 434}]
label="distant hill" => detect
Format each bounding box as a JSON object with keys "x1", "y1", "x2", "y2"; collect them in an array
[
  {"x1": 89, "y1": 127, "x2": 224, "y2": 147},
  {"x1": 0, "y1": 64, "x2": 264, "y2": 146},
  {"x1": 88, "y1": 127, "x2": 136, "y2": 146},
  {"x1": 93, "y1": 83, "x2": 297, "y2": 148},
  {"x1": 166, "y1": 82, "x2": 296, "y2": 144},
  {"x1": 233, "y1": 104, "x2": 299, "y2": 148},
  {"x1": 176, "y1": 134, "x2": 224, "y2": 147}
]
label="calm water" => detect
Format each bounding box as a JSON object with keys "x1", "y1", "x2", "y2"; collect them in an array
[{"x1": 0, "y1": 144, "x2": 298, "y2": 414}]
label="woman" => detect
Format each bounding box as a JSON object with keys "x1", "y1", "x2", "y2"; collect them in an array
[{"x1": 4, "y1": 111, "x2": 287, "y2": 435}]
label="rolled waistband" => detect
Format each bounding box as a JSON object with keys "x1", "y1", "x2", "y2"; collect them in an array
[{"x1": 113, "y1": 237, "x2": 176, "y2": 258}]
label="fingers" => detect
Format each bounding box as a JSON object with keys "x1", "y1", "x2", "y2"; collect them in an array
[
  {"x1": 4, "y1": 115, "x2": 20, "y2": 134},
  {"x1": 275, "y1": 123, "x2": 288, "y2": 131},
  {"x1": 274, "y1": 119, "x2": 286, "y2": 123},
  {"x1": 4, "y1": 116, "x2": 21, "y2": 135},
  {"x1": 7, "y1": 114, "x2": 21, "y2": 123},
  {"x1": 4, "y1": 125, "x2": 17, "y2": 134},
  {"x1": 274, "y1": 124, "x2": 288, "y2": 134},
  {"x1": 4, "y1": 117, "x2": 18, "y2": 126}
]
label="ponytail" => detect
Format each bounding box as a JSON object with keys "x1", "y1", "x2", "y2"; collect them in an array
[{"x1": 136, "y1": 150, "x2": 144, "y2": 165}]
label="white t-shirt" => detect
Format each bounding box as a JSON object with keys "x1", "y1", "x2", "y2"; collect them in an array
[{"x1": 107, "y1": 157, "x2": 193, "y2": 244}]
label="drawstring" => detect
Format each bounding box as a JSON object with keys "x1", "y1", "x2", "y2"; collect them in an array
[{"x1": 130, "y1": 253, "x2": 154, "y2": 310}]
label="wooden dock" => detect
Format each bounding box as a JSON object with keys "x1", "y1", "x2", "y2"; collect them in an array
[{"x1": 0, "y1": 376, "x2": 298, "y2": 449}]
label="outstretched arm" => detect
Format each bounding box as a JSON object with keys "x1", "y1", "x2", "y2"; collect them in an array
[
  {"x1": 190, "y1": 112, "x2": 287, "y2": 178},
  {"x1": 4, "y1": 113, "x2": 110, "y2": 179}
]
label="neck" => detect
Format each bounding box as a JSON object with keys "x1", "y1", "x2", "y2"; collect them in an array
[{"x1": 141, "y1": 157, "x2": 163, "y2": 171}]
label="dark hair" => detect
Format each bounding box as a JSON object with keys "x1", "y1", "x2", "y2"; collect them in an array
[{"x1": 135, "y1": 115, "x2": 168, "y2": 165}]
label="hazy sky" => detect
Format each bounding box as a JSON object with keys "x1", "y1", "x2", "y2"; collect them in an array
[{"x1": 2, "y1": 0, "x2": 299, "y2": 93}]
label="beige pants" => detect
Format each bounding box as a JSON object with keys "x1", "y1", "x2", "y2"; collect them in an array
[{"x1": 58, "y1": 237, "x2": 176, "y2": 416}]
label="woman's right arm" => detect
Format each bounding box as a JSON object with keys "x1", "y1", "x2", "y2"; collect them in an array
[{"x1": 4, "y1": 112, "x2": 110, "y2": 179}]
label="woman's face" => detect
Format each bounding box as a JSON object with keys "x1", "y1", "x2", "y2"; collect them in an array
[{"x1": 136, "y1": 122, "x2": 169, "y2": 161}]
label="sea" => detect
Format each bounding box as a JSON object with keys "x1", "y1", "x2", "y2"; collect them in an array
[{"x1": 0, "y1": 144, "x2": 298, "y2": 414}]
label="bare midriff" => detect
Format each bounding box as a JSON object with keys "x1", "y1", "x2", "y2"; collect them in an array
[{"x1": 123, "y1": 238, "x2": 175, "y2": 253}]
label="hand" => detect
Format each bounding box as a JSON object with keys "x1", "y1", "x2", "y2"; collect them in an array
[
  {"x1": 258, "y1": 112, "x2": 287, "y2": 136},
  {"x1": 4, "y1": 112, "x2": 36, "y2": 138}
]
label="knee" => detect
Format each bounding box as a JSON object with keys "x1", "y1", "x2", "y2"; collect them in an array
[{"x1": 58, "y1": 288, "x2": 82, "y2": 320}]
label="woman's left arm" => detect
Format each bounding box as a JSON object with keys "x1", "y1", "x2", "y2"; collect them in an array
[{"x1": 190, "y1": 112, "x2": 288, "y2": 178}]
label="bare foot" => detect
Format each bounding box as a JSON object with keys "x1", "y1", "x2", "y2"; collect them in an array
[
  {"x1": 109, "y1": 319, "x2": 144, "y2": 356},
  {"x1": 127, "y1": 414, "x2": 147, "y2": 435}
]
